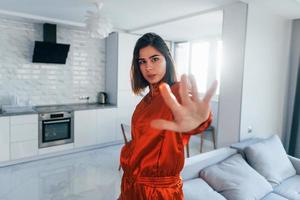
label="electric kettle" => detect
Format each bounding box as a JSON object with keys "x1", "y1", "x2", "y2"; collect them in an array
[{"x1": 98, "y1": 92, "x2": 107, "y2": 104}]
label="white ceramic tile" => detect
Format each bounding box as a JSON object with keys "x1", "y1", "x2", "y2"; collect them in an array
[
  {"x1": 0, "y1": 144, "x2": 123, "y2": 200},
  {"x1": 0, "y1": 138, "x2": 213, "y2": 200}
]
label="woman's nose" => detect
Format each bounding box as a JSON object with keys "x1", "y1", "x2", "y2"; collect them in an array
[{"x1": 145, "y1": 61, "x2": 153, "y2": 70}]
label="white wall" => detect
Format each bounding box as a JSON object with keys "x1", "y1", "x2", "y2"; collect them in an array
[
  {"x1": 0, "y1": 17, "x2": 106, "y2": 106},
  {"x1": 217, "y1": 2, "x2": 248, "y2": 148},
  {"x1": 240, "y1": 2, "x2": 292, "y2": 140}
]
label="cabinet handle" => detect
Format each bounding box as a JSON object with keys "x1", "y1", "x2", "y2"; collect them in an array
[{"x1": 43, "y1": 119, "x2": 70, "y2": 124}]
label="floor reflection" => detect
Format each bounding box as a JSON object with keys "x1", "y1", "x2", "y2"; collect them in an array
[{"x1": 0, "y1": 136, "x2": 214, "y2": 200}]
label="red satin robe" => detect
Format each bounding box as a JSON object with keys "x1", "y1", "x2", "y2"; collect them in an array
[{"x1": 119, "y1": 82, "x2": 212, "y2": 200}]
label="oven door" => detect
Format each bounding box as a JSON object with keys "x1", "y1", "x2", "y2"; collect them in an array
[{"x1": 39, "y1": 118, "x2": 74, "y2": 148}]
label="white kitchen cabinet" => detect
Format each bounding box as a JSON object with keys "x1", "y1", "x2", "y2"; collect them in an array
[
  {"x1": 10, "y1": 114, "x2": 38, "y2": 160},
  {"x1": 74, "y1": 109, "x2": 97, "y2": 148},
  {"x1": 117, "y1": 33, "x2": 140, "y2": 91},
  {"x1": 106, "y1": 32, "x2": 142, "y2": 131},
  {"x1": 0, "y1": 117, "x2": 10, "y2": 162},
  {"x1": 10, "y1": 140, "x2": 38, "y2": 160},
  {"x1": 11, "y1": 124, "x2": 38, "y2": 142},
  {"x1": 96, "y1": 108, "x2": 117, "y2": 143},
  {"x1": 10, "y1": 114, "x2": 37, "y2": 125},
  {"x1": 106, "y1": 32, "x2": 140, "y2": 105}
]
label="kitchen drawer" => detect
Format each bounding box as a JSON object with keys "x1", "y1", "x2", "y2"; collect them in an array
[
  {"x1": 10, "y1": 123, "x2": 38, "y2": 142},
  {"x1": 10, "y1": 140, "x2": 38, "y2": 160},
  {"x1": 10, "y1": 114, "x2": 38, "y2": 125}
]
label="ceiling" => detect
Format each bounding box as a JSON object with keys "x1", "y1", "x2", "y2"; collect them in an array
[
  {"x1": 0, "y1": 0, "x2": 299, "y2": 41},
  {"x1": 239, "y1": 0, "x2": 300, "y2": 19}
]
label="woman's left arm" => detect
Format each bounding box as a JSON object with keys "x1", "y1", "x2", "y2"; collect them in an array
[{"x1": 151, "y1": 74, "x2": 217, "y2": 133}]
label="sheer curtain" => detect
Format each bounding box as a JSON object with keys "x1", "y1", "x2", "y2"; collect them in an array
[
  {"x1": 288, "y1": 62, "x2": 300, "y2": 157},
  {"x1": 284, "y1": 19, "x2": 300, "y2": 158}
]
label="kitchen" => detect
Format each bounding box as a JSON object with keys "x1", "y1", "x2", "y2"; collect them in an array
[
  {"x1": 0, "y1": 0, "x2": 299, "y2": 199},
  {"x1": 0, "y1": 0, "x2": 226, "y2": 165},
  {"x1": 0, "y1": 0, "x2": 225, "y2": 198}
]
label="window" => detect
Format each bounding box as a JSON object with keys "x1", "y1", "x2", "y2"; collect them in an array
[{"x1": 174, "y1": 39, "x2": 222, "y2": 95}]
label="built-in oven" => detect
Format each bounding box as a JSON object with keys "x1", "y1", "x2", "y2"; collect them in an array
[{"x1": 38, "y1": 111, "x2": 74, "y2": 148}]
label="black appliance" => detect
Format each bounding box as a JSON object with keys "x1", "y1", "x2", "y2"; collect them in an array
[
  {"x1": 38, "y1": 111, "x2": 74, "y2": 148},
  {"x1": 32, "y1": 23, "x2": 70, "y2": 64}
]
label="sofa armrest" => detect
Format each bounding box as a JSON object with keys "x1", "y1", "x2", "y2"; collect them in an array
[
  {"x1": 288, "y1": 155, "x2": 300, "y2": 174},
  {"x1": 181, "y1": 148, "x2": 237, "y2": 181}
]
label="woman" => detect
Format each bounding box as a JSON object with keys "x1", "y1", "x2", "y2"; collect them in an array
[{"x1": 119, "y1": 33, "x2": 217, "y2": 200}]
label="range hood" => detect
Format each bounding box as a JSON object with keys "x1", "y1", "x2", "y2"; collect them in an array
[{"x1": 32, "y1": 23, "x2": 70, "y2": 64}]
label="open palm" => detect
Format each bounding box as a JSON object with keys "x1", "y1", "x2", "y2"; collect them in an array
[{"x1": 151, "y1": 74, "x2": 218, "y2": 132}]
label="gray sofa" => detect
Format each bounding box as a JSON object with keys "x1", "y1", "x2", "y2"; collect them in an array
[{"x1": 181, "y1": 135, "x2": 300, "y2": 200}]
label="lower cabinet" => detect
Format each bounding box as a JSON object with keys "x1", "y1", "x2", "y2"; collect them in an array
[
  {"x1": 0, "y1": 117, "x2": 10, "y2": 162},
  {"x1": 96, "y1": 108, "x2": 117, "y2": 143},
  {"x1": 74, "y1": 109, "x2": 98, "y2": 148},
  {"x1": 0, "y1": 107, "x2": 131, "y2": 164},
  {"x1": 9, "y1": 114, "x2": 38, "y2": 160},
  {"x1": 10, "y1": 140, "x2": 38, "y2": 160},
  {"x1": 74, "y1": 108, "x2": 118, "y2": 147}
]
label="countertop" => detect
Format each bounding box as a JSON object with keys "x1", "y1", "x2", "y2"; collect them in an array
[{"x1": 0, "y1": 103, "x2": 117, "y2": 117}]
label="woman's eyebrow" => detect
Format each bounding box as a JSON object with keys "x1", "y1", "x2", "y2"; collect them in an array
[
  {"x1": 139, "y1": 54, "x2": 160, "y2": 60},
  {"x1": 149, "y1": 54, "x2": 160, "y2": 59}
]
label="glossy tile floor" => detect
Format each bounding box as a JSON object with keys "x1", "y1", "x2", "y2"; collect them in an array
[{"x1": 0, "y1": 135, "x2": 214, "y2": 200}]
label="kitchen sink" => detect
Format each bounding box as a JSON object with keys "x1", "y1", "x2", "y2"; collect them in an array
[{"x1": 2, "y1": 106, "x2": 35, "y2": 113}]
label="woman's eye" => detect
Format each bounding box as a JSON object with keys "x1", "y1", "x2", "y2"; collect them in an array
[
  {"x1": 152, "y1": 57, "x2": 159, "y2": 62},
  {"x1": 138, "y1": 60, "x2": 145, "y2": 65}
]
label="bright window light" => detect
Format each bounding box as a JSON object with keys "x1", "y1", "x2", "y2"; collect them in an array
[
  {"x1": 216, "y1": 40, "x2": 223, "y2": 95},
  {"x1": 174, "y1": 39, "x2": 222, "y2": 96},
  {"x1": 191, "y1": 42, "x2": 210, "y2": 93},
  {"x1": 174, "y1": 42, "x2": 189, "y2": 77}
]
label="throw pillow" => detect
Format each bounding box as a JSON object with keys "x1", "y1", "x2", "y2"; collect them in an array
[
  {"x1": 200, "y1": 154, "x2": 273, "y2": 200},
  {"x1": 244, "y1": 134, "x2": 296, "y2": 186}
]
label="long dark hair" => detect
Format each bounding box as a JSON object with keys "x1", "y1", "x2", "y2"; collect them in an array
[{"x1": 130, "y1": 33, "x2": 177, "y2": 95}]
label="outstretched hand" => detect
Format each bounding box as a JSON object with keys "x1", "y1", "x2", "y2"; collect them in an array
[{"x1": 151, "y1": 74, "x2": 218, "y2": 132}]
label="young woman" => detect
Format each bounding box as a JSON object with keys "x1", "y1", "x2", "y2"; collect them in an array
[{"x1": 119, "y1": 33, "x2": 217, "y2": 200}]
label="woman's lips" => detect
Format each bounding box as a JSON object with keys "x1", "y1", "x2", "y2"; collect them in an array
[{"x1": 147, "y1": 74, "x2": 156, "y2": 79}]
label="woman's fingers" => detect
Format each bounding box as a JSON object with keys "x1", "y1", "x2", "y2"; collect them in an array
[
  {"x1": 151, "y1": 119, "x2": 179, "y2": 131},
  {"x1": 159, "y1": 83, "x2": 181, "y2": 112},
  {"x1": 179, "y1": 74, "x2": 191, "y2": 105},
  {"x1": 189, "y1": 74, "x2": 200, "y2": 103},
  {"x1": 203, "y1": 80, "x2": 218, "y2": 103}
]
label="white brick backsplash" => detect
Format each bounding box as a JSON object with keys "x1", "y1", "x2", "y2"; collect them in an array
[{"x1": 0, "y1": 17, "x2": 106, "y2": 105}]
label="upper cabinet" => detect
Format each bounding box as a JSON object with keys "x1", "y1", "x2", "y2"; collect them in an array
[
  {"x1": 106, "y1": 32, "x2": 141, "y2": 106},
  {"x1": 117, "y1": 33, "x2": 140, "y2": 91}
]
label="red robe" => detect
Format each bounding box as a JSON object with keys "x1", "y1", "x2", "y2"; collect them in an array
[{"x1": 119, "y1": 82, "x2": 212, "y2": 200}]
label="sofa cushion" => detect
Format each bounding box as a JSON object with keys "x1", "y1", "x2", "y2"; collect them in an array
[
  {"x1": 182, "y1": 148, "x2": 237, "y2": 181},
  {"x1": 273, "y1": 175, "x2": 300, "y2": 200},
  {"x1": 244, "y1": 134, "x2": 296, "y2": 186},
  {"x1": 183, "y1": 178, "x2": 226, "y2": 200},
  {"x1": 200, "y1": 154, "x2": 272, "y2": 200},
  {"x1": 262, "y1": 192, "x2": 289, "y2": 200}
]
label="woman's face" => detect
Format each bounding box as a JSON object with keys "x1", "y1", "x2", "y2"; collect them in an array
[{"x1": 138, "y1": 45, "x2": 167, "y2": 85}]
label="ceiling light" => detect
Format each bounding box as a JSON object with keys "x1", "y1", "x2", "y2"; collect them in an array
[{"x1": 85, "y1": 1, "x2": 113, "y2": 39}]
